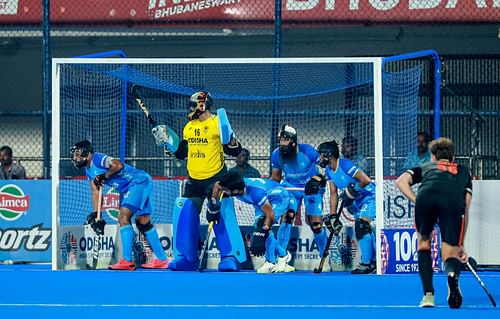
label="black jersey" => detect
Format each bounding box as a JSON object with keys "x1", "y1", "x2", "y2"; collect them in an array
[{"x1": 406, "y1": 161, "x2": 473, "y2": 206}]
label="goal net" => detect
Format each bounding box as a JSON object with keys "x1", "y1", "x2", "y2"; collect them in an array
[{"x1": 52, "y1": 57, "x2": 434, "y2": 272}]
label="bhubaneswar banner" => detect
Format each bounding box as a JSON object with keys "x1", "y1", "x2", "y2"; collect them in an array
[
  {"x1": 0, "y1": 0, "x2": 499, "y2": 23},
  {"x1": 0, "y1": 180, "x2": 51, "y2": 262}
]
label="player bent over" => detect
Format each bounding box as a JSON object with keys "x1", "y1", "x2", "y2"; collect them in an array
[
  {"x1": 71, "y1": 140, "x2": 168, "y2": 270},
  {"x1": 208, "y1": 172, "x2": 296, "y2": 273},
  {"x1": 271, "y1": 125, "x2": 329, "y2": 265},
  {"x1": 316, "y1": 141, "x2": 376, "y2": 274},
  {"x1": 396, "y1": 137, "x2": 472, "y2": 308},
  {"x1": 165, "y1": 91, "x2": 246, "y2": 271}
]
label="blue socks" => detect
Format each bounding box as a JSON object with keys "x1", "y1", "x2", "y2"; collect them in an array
[
  {"x1": 145, "y1": 228, "x2": 167, "y2": 260},
  {"x1": 314, "y1": 228, "x2": 327, "y2": 257},
  {"x1": 120, "y1": 224, "x2": 134, "y2": 262},
  {"x1": 278, "y1": 223, "x2": 291, "y2": 250},
  {"x1": 359, "y1": 233, "x2": 375, "y2": 264}
]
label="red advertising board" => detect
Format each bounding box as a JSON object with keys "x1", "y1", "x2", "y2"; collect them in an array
[{"x1": 0, "y1": 0, "x2": 499, "y2": 24}]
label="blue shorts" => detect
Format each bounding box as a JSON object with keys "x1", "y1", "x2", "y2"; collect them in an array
[
  {"x1": 254, "y1": 187, "x2": 297, "y2": 224},
  {"x1": 121, "y1": 176, "x2": 153, "y2": 216},
  {"x1": 354, "y1": 196, "x2": 376, "y2": 220}
]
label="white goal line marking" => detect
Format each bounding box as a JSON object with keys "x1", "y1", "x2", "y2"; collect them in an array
[{"x1": 0, "y1": 303, "x2": 487, "y2": 309}]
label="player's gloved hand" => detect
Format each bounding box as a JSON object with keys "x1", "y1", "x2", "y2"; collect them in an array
[
  {"x1": 250, "y1": 227, "x2": 269, "y2": 257},
  {"x1": 152, "y1": 125, "x2": 169, "y2": 147},
  {"x1": 339, "y1": 183, "x2": 361, "y2": 207},
  {"x1": 324, "y1": 214, "x2": 343, "y2": 236},
  {"x1": 85, "y1": 211, "x2": 97, "y2": 225},
  {"x1": 304, "y1": 174, "x2": 326, "y2": 195},
  {"x1": 91, "y1": 219, "x2": 106, "y2": 235},
  {"x1": 93, "y1": 173, "x2": 107, "y2": 187},
  {"x1": 206, "y1": 198, "x2": 221, "y2": 224}
]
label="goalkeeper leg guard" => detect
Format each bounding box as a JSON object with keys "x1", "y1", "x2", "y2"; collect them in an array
[
  {"x1": 213, "y1": 197, "x2": 246, "y2": 271},
  {"x1": 169, "y1": 197, "x2": 199, "y2": 271}
]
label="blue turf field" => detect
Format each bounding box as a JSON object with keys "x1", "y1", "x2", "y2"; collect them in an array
[{"x1": 1, "y1": 264, "x2": 499, "y2": 319}]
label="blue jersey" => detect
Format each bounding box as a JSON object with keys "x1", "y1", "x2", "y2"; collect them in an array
[
  {"x1": 237, "y1": 178, "x2": 295, "y2": 221},
  {"x1": 85, "y1": 152, "x2": 150, "y2": 193},
  {"x1": 271, "y1": 144, "x2": 320, "y2": 187},
  {"x1": 325, "y1": 158, "x2": 375, "y2": 203}
]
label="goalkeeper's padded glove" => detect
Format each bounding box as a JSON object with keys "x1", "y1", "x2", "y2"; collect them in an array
[
  {"x1": 93, "y1": 173, "x2": 107, "y2": 187},
  {"x1": 152, "y1": 125, "x2": 169, "y2": 147},
  {"x1": 324, "y1": 214, "x2": 343, "y2": 236},
  {"x1": 91, "y1": 219, "x2": 106, "y2": 236},
  {"x1": 304, "y1": 174, "x2": 326, "y2": 195},
  {"x1": 250, "y1": 226, "x2": 270, "y2": 257},
  {"x1": 206, "y1": 198, "x2": 221, "y2": 224}
]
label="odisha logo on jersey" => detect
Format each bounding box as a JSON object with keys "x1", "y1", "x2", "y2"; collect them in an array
[
  {"x1": 102, "y1": 188, "x2": 120, "y2": 221},
  {"x1": 0, "y1": 184, "x2": 30, "y2": 221},
  {"x1": 60, "y1": 231, "x2": 78, "y2": 265}
]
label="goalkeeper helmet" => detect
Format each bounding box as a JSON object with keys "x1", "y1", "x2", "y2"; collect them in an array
[
  {"x1": 188, "y1": 91, "x2": 213, "y2": 121},
  {"x1": 71, "y1": 140, "x2": 93, "y2": 169},
  {"x1": 317, "y1": 141, "x2": 339, "y2": 168},
  {"x1": 278, "y1": 124, "x2": 298, "y2": 158}
]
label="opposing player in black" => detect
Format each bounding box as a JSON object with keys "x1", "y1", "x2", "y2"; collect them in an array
[{"x1": 396, "y1": 137, "x2": 472, "y2": 308}]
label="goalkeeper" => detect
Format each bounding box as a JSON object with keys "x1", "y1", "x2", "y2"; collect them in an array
[
  {"x1": 316, "y1": 140, "x2": 376, "y2": 274},
  {"x1": 70, "y1": 140, "x2": 168, "y2": 270},
  {"x1": 396, "y1": 137, "x2": 472, "y2": 308},
  {"x1": 165, "y1": 91, "x2": 246, "y2": 271},
  {"x1": 208, "y1": 172, "x2": 296, "y2": 273},
  {"x1": 270, "y1": 124, "x2": 328, "y2": 263}
]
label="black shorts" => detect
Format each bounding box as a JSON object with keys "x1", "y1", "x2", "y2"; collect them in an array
[
  {"x1": 182, "y1": 167, "x2": 228, "y2": 199},
  {"x1": 415, "y1": 191, "x2": 464, "y2": 246}
]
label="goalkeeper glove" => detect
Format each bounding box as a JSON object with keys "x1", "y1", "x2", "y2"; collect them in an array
[{"x1": 206, "y1": 198, "x2": 221, "y2": 224}]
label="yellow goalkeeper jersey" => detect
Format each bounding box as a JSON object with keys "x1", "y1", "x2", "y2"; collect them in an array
[{"x1": 183, "y1": 114, "x2": 224, "y2": 180}]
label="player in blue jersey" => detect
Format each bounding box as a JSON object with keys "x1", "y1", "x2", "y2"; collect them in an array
[
  {"x1": 208, "y1": 172, "x2": 296, "y2": 273},
  {"x1": 316, "y1": 140, "x2": 376, "y2": 274},
  {"x1": 71, "y1": 140, "x2": 168, "y2": 270},
  {"x1": 270, "y1": 124, "x2": 328, "y2": 263}
]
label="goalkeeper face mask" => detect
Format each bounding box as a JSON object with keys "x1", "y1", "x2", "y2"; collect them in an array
[{"x1": 188, "y1": 91, "x2": 213, "y2": 121}]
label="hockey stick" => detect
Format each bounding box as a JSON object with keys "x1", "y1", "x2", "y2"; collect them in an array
[
  {"x1": 198, "y1": 193, "x2": 225, "y2": 272},
  {"x1": 459, "y1": 214, "x2": 496, "y2": 307},
  {"x1": 314, "y1": 201, "x2": 345, "y2": 274},
  {"x1": 132, "y1": 85, "x2": 156, "y2": 126},
  {"x1": 86, "y1": 186, "x2": 103, "y2": 270},
  {"x1": 198, "y1": 221, "x2": 214, "y2": 273}
]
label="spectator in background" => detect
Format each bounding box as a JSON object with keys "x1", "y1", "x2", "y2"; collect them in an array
[
  {"x1": 0, "y1": 146, "x2": 26, "y2": 179},
  {"x1": 229, "y1": 148, "x2": 261, "y2": 178},
  {"x1": 403, "y1": 132, "x2": 432, "y2": 170},
  {"x1": 341, "y1": 136, "x2": 368, "y2": 174}
]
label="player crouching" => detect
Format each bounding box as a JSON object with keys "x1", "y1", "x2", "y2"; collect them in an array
[{"x1": 208, "y1": 172, "x2": 296, "y2": 273}]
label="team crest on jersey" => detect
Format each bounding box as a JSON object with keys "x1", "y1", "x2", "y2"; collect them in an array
[{"x1": 204, "y1": 126, "x2": 208, "y2": 133}]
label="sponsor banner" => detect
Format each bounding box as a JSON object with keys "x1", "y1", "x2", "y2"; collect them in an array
[
  {"x1": 0, "y1": 180, "x2": 51, "y2": 262},
  {"x1": 57, "y1": 223, "x2": 359, "y2": 271},
  {"x1": 380, "y1": 228, "x2": 440, "y2": 274},
  {"x1": 1, "y1": 0, "x2": 499, "y2": 24},
  {"x1": 57, "y1": 225, "x2": 118, "y2": 269}
]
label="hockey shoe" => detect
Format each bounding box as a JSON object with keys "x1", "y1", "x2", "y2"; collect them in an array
[
  {"x1": 257, "y1": 261, "x2": 277, "y2": 274},
  {"x1": 108, "y1": 258, "x2": 136, "y2": 271},
  {"x1": 419, "y1": 292, "x2": 435, "y2": 308},
  {"x1": 447, "y1": 272, "x2": 463, "y2": 309},
  {"x1": 277, "y1": 251, "x2": 294, "y2": 272},
  {"x1": 142, "y1": 258, "x2": 169, "y2": 269},
  {"x1": 351, "y1": 263, "x2": 376, "y2": 274}
]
